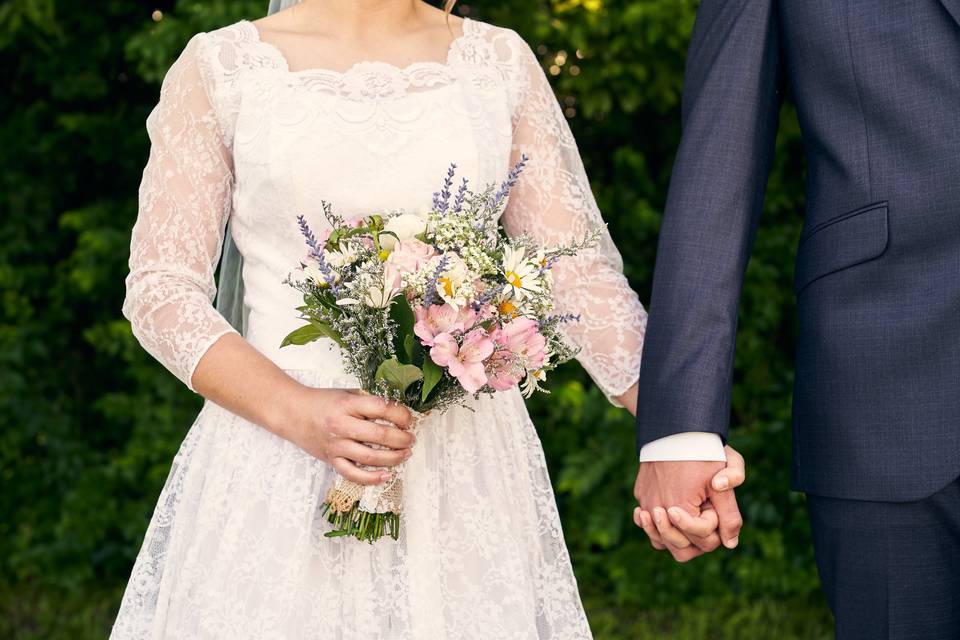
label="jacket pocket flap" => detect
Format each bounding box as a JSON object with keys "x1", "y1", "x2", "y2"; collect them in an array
[{"x1": 794, "y1": 203, "x2": 889, "y2": 294}]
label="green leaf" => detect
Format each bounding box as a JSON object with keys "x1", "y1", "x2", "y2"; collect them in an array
[
  {"x1": 280, "y1": 321, "x2": 343, "y2": 348},
  {"x1": 374, "y1": 358, "x2": 423, "y2": 396},
  {"x1": 390, "y1": 296, "x2": 417, "y2": 362},
  {"x1": 404, "y1": 334, "x2": 417, "y2": 364},
  {"x1": 280, "y1": 323, "x2": 324, "y2": 347},
  {"x1": 421, "y1": 355, "x2": 443, "y2": 403}
]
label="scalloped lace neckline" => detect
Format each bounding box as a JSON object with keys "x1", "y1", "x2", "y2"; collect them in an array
[{"x1": 240, "y1": 18, "x2": 474, "y2": 79}]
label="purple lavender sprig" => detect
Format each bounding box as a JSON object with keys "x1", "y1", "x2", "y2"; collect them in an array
[
  {"x1": 432, "y1": 163, "x2": 458, "y2": 215},
  {"x1": 491, "y1": 154, "x2": 529, "y2": 209},
  {"x1": 298, "y1": 214, "x2": 323, "y2": 261},
  {"x1": 452, "y1": 177, "x2": 469, "y2": 213},
  {"x1": 297, "y1": 214, "x2": 340, "y2": 292},
  {"x1": 472, "y1": 283, "x2": 507, "y2": 312},
  {"x1": 422, "y1": 255, "x2": 450, "y2": 307},
  {"x1": 541, "y1": 313, "x2": 581, "y2": 329}
]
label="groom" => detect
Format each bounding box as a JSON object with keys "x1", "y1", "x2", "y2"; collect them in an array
[{"x1": 632, "y1": 1, "x2": 960, "y2": 638}]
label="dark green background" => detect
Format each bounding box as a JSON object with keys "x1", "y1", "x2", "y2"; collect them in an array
[{"x1": 0, "y1": 1, "x2": 832, "y2": 637}]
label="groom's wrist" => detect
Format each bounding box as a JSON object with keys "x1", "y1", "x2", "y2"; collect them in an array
[{"x1": 638, "y1": 432, "x2": 726, "y2": 462}]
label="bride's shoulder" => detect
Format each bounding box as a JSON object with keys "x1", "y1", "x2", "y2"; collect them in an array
[
  {"x1": 461, "y1": 18, "x2": 538, "y2": 70},
  {"x1": 201, "y1": 20, "x2": 259, "y2": 47},
  {"x1": 466, "y1": 18, "x2": 530, "y2": 50},
  {"x1": 172, "y1": 20, "x2": 268, "y2": 81}
]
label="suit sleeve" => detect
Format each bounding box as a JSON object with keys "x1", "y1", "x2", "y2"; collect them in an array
[{"x1": 635, "y1": 0, "x2": 784, "y2": 450}]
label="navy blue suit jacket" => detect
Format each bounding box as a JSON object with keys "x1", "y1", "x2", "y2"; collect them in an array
[{"x1": 635, "y1": 0, "x2": 960, "y2": 502}]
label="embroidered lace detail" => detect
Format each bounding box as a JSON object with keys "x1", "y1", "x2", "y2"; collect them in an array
[
  {"x1": 234, "y1": 19, "x2": 482, "y2": 98},
  {"x1": 121, "y1": 34, "x2": 238, "y2": 391}
]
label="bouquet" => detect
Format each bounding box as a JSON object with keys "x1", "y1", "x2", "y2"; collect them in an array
[{"x1": 281, "y1": 157, "x2": 599, "y2": 543}]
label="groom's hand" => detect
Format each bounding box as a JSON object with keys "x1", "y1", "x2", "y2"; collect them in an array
[{"x1": 633, "y1": 447, "x2": 745, "y2": 562}]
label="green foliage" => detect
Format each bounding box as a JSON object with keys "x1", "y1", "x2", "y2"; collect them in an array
[
  {"x1": 0, "y1": 0, "x2": 829, "y2": 638},
  {"x1": 374, "y1": 358, "x2": 424, "y2": 397}
]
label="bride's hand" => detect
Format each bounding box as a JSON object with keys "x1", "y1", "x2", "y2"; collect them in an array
[{"x1": 277, "y1": 387, "x2": 415, "y2": 486}]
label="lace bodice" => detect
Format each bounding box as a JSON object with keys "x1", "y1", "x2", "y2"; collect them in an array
[{"x1": 123, "y1": 18, "x2": 647, "y2": 401}]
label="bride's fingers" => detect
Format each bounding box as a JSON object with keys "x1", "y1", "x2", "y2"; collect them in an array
[
  {"x1": 652, "y1": 507, "x2": 692, "y2": 549},
  {"x1": 336, "y1": 440, "x2": 410, "y2": 468},
  {"x1": 667, "y1": 506, "x2": 719, "y2": 538},
  {"x1": 635, "y1": 508, "x2": 667, "y2": 550},
  {"x1": 711, "y1": 446, "x2": 746, "y2": 491},
  {"x1": 330, "y1": 456, "x2": 389, "y2": 486}
]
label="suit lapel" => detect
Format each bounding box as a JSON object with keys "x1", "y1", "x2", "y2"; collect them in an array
[{"x1": 939, "y1": 0, "x2": 960, "y2": 27}]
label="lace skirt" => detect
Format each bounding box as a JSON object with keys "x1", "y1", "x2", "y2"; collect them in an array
[{"x1": 110, "y1": 370, "x2": 593, "y2": 639}]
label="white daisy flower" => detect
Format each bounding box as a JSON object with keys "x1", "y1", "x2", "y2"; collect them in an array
[{"x1": 502, "y1": 246, "x2": 542, "y2": 301}]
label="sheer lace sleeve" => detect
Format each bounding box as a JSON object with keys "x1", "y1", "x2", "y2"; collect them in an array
[
  {"x1": 122, "y1": 33, "x2": 238, "y2": 391},
  {"x1": 497, "y1": 30, "x2": 648, "y2": 403}
]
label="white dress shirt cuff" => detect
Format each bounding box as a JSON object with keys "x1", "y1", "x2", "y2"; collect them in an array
[{"x1": 638, "y1": 432, "x2": 726, "y2": 462}]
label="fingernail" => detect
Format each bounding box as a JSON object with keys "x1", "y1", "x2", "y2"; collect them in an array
[
  {"x1": 404, "y1": 449, "x2": 413, "y2": 459},
  {"x1": 653, "y1": 508, "x2": 663, "y2": 525},
  {"x1": 725, "y1": 536, "x2": 739, "y2": 549},
  {"x1": 715, "y1": 475, "x2": 730, "y2": 490},
  {"x1": 667, "y1": 507, "x2": 682, "y2": 524}
]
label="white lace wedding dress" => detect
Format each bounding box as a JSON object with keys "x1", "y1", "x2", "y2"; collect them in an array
[{"x1": 113, "y1": 17, "x2": 647, "y2": 640}]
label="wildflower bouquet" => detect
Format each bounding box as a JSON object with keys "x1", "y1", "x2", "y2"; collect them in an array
[{"x1": 282, "y1": 157, "x2": 598, "y2": 543}]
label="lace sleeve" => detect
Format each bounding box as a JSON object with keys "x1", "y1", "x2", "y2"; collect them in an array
[
  {"x1": 122, "y1": 33, "x2": 239, "y2": 391},
  {"x1": 497, "y1": 30, "x2": 648, "y2": 404}
]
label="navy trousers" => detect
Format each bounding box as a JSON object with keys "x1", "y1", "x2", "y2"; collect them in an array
[{"x1": 807, "y1": 477, "x2": 960, "y2": 640}]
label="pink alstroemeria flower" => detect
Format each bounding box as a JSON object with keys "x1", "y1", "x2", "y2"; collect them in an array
[
  {"x1": 495, "y1": 317, "x2": 547, "y2": 369},
  {"x1": 430, "y1": 329, "x2": 495, "y2": 393},
  {"x1": 485, "y1": 349, "x2": 523, "y2": 391},
  {"x1": 414, "y1": 304, "x2": 477, "y2": 346}
]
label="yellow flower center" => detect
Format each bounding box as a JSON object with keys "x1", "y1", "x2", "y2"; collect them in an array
[
  {"x1": 498, "y1": 300, "x2": 517, "y2": 316},
  {"x1": 505, "y1": 271, "x2": 523, "y2": 288},
  {"x1": 438, "y1": 277, "x2": 455, "y2": 297}
]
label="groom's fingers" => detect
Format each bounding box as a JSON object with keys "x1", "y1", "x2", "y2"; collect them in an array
[
  {"x1": 667, "y1": 506, "x2": 718, "y2": 538},
  {"x1": 711, "y1": 446, "x2": 746, "y2": 491},
  {"x1": 668, "y1": 507, "x2": 722, "y2": 552},
  {"x1": 709, "y1": 489, "x2": 743, "y2": 549},
  {"x1": 641, "y1": 508, "x2": 708, "y2": 562},
  {"x1": 636, "y1": 508, "x2": 667, "y2": 550},
  {"x1": 652, "y1": 507, "x2": 693, "y2": 549},
  {"x1": 668, "y1": 544, "x2": 706, "y2": 563}
]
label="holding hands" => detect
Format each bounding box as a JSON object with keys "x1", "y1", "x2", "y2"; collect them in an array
[{"x1": 632, "y1": 447, "x2": 746, "y2": 562}]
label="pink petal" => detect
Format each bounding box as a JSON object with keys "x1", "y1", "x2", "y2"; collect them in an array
[
  {"x1": 460, "y1": 330, "x2": 495, "y2": 363},
  {"x1": 429, "y1": 333, "x2": 458, "y2": 367},
  {"x1": 456, "y1": 361, "x2": 489, "y2": 394},
  {"x1": 414, "y1": 306, "x2": 437, "y2": 346}
]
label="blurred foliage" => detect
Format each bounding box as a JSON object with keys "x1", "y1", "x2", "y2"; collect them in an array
[{"x1": 0, "y1": 0, "x2": 830, "y2": 638}]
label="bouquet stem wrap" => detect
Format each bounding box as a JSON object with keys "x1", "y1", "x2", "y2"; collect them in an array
[{"x1": 321, "y1": 409, "x2": 426, "y2": 542}]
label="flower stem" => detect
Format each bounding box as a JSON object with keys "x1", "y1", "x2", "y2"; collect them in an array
[{"x1": 320, "y1": 500, "x2": 401, "y2": 543}]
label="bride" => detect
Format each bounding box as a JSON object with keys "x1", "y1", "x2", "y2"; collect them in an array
[{"x1": 112, "y1": 1, "x2": 744, "y2": 638}]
